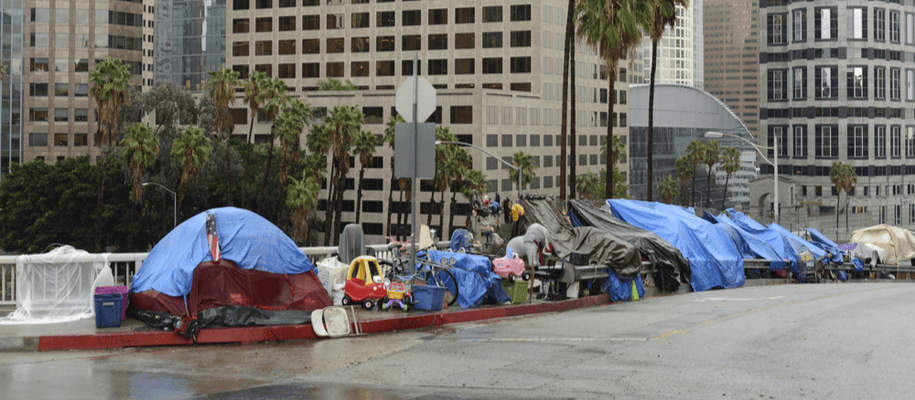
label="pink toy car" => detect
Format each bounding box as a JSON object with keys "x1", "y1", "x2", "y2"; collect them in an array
[{"x1": 493, "y1": 254, "x2": 531, "y2": 282}]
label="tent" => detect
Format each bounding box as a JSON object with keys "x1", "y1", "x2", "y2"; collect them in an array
[
  {"x1": 607, "y1": 199, "x2": 745, "y2": 292},
  {"x1": 805, "y1": 228, "x2": 844, "y2": 263},
  {"x1": 837, "y1": 242, "x2": 887, "y2": 267},
  {"x1": 849, "y1": 224, "x2": 915, "y2": 265},
  {"x1": 130, "y1": 207, "x2": 331, "y2": 333}
]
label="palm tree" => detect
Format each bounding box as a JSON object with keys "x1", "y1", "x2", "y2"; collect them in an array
[
  {"x1": 275, "y1": 98, "x2": 312, "y2": 186},
  {"x1": 829, "y1": 161, "x2": 857, "y2": 231},
  {"x1": 382, "y1": 115, "x2": 406, "y2": 237},
  {"x1": 600, "y1": 133, "x2": 627, "y2": 200},
  {"x1": 703, "y1": 140, "x2": 720, "y2": 208},
  {"x1": 89, "y1": 57, "x2": 132, "y2": 252},
  {"x1": 321, "y1": 105, "x2": 363, "y2": 245},
  {"x1": 0, "y1": 64, "x2": 7, "y2": 79},
  {"x1": 658, "y1": 174, "x2": 679, "y2": 204},
  {"x1": 559, "y1": 0, "x2": 576, "y2": 202},
  {"x1": 576, "y1": 0, "x2": 654, "y2": 199},
  {"x1": 675, "y1": 156, "x2": 694, "y2": 206},
  {"x1": 685, "y1": 140, "x2": 705, "y2": 207},
  {"x1": 241, "y1": 70, "x2": 269, "y2": 208},
  {"x1": 120, "y1": 122, "x2": 159, "y2": 250},
  {"x1": 646, "y1": 0, "x2": 689, "y2": 202},
  {"x1": 286, "y1": 170, "x2": 321, "y2": 243},
  {"x1": 720, "y1": 146, "x2": 741, "y2": 209},
  {"x1": 509, "y1": 151, "x2": 538, "y2": 190},
  {"x1": 429, "y1": 126, "x2": 457, "y2": 228},
  {"x1": 171, "y1": 125, "x2": 212, "y2": 210},
  {"x1": 205, "y1": 68, "x2": 241, "y2": 205},
  {"x1": 352, "y1": 129, "x2": 377, "y2": 224},
  {"x1": 446, "y1": 146, "x2": 472, "y2": 235},
  {"x1": 255, "y1": 77, "x2": 289, "y2": 214},
  {"x1": 576, "y1": 171, "x2": 603, "y2": 200}
]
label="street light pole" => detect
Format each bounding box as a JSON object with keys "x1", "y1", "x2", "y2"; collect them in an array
[
  {"x1": 141, "y1": 182, "x2": 177, "y2": 228},
  {"x1": 436, "y1": 140, "x2": 523, "y2": 199},
  {"x1": 705, "y1": 131, "x2": 779, "y2": 224}
]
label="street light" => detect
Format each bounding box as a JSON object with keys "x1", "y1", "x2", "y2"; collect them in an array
[
  {"x1": 436, "y1": 140, "x2": 522, "y2": 198},
  {"x1": 705, "y1": 131, "x2": 779, "y2": 224},
  {"x1": 141, "y1": 182, "x2": 177, "y2": 228}
]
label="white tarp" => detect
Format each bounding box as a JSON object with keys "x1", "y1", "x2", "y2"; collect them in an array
[
  {"x1": 0, "y1": 246, "x2": 111, "y2": 324},
  {"x1": 849, "y1": 224, "x2": 915, "y2": 265}
]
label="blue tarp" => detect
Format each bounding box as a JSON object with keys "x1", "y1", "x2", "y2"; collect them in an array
[
  {"x1": 714, "y1": 212, "x2": 789, "y2": 271},
  {"x1": 726, "y1": 209, "x2": 820, "y2": 275},
  {"x1": 601, "y1": 272, "x2": 645, "y2": 302},
  {"x1": 607, "y1": 199, "x2": 744, "y2": 292},
  {"x1": 422, "y1": 250, "x2": 510, "y2": 308},
  {"x1": 805, "y1": 227, "x2": 845, "y2": 263},
  {"x1": 450, "y1": 229, "x2": 473, "y2": 251},
  {"x1": 131, "y1": 207, "x2": 315, "y2": 297}
]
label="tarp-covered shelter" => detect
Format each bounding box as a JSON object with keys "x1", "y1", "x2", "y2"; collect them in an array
[
  {"x1": 518, "y1": 198, "x2": 642, "y2": 279},
  {"x1": 849, "y1": 224, "x2": 915, "y2": 265},
  {"x1": 130, "y1": 207, "x2": 331, "y2": 331},
  {"x1": 568, "y1": 200, "x2": 690, "y2": 290},
  {"x1": 421, "y1": 250, "x2": 511, "y2": 308},
  {"x1": 837, "y1": 242, "x2": 886, "y2": 267},
  {"x1": 805, "y1": 228, "x2": 844, "y2": 263},
  {"x1": 704, "y1": 212, "x2": 788, "y2": 271},
  {"x1": 607, "y1": 199, "x2": 745, "y2": 292}
]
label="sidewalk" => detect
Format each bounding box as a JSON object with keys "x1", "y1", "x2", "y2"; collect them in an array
[{"x1": 1, "y1": 278, "x2": 786, "y2": 352}]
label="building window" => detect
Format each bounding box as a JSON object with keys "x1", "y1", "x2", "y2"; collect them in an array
[
  {"x1": 403, "y1": 35, "x2": 421, "y2": 51},
  {"x1": 74, "y1": 84, "x2": 88, "y2": 97},
  {"x1": 402, "y1": 59, "x2": 421, "y2": 76},
  {"x1": 54, "y1": 83, "x2": 68, "y2": 97},
  {"x1": 510, "y1": 57, "x2": 531, "y2": 73},
  {"x1": 327, "y1": 38, "x2": 344, "y2": 53},
  {"x1": 351, "y1": 61, "x2": 369, "y2": 77},
  {"x1": 428, "y1": 59, "x2": 447, "y2": 75},
  {"x1": 377, "y1": 11, "x2": 394, "y2": 27},
  {"x1": 402, "y1": 10, "x2": 421, "y2": 26},
  {"x1": 769, "y1": 126, "x2": 789, "y2": 158},
  {"x1": 429, "y1": 9, "x2": 447, "y2": 25},
  {"x1": 54, "y1": 109, "x2": 68, "y2": 122},
  {"x1": 875, "y1": 8, "x2": 885, "y2": 42},
  {"x1": 510, "y1": 5, "x2": 531, "y2": 22},
  {"x1": 815, "y1": 125, "x2": 837, "y2": 158},
  {"x1": 455, "y1": 33, "x2": 474, "y2": 49},
  {"x1": 793, "y1": 67, "x2": 807, "y2": 99},
  {"x1": 891, "y1": 68, "x2": 901, "y2": 100},
  {"x1": 428, "y1": 34, "x2": 448, "y2": 50},
  {"x1": 29, "y1": 83, "x2": 48, "y2": 96},
  {"x1": 907, "y1": 70, "x2": 915, "y2": 101},
  {"x1": 54, "y1": 133, "x2": 68, "y2": 146},
  {"x1": 890, "y1": 11, "x2": 900, "y2": 43},
  {"x1": 908, "y1": 127, "x2": 915, "y2": 157},
  {"x1": 278, "y1": 40, "x2": 295, "y2": 55},
  {"x1": 302, "y1": 63, "x2": 319, "y2": 78},
  {"x1": 768, "y1": 69, "x2": 787, "y2": 100},
  {"x1": 233, "y1": 41, "x2": 249, "y2": 56},
  {"x1": 846, "y1": 66, "x2": 867, "y2": 99},
  {"x1": 847, "y1": 8, "x2": 867, "y2": 40},
  {"x1": 233, "y1": 65, "x2": 249, "y2": 80},
  {"x1": 907, "y1": 13, "x2": 915, "y2": 44},
  {"x1": 279, "y1": 0, "x2": 294, "y2": 7},
  {"x1": 302, "y1": 39, "x2": 319, "y2": 54},
  {"x1": 255, "y1": 40, "x2": 272, "y2": 56},
  {"x1": 875, "y1": 125, "x2": 887, "y2": 159},
  {"x1": 455, "y1": 7, "x2": 474, "y2": 24},
  {"x1": 29, "y1": 133, "x2": 48, "y2": 147},
  {"x1": 482, "y1": 6, "x2": 502, "y2": 23},
  {"x1": 327, "y1": 14, "x2": 344, "y2": 29},
  {"x1": 255, "y1": 64, "x2": 272, "y2": 76},
  {"x1": 279, "y1": 16, "x2": 295, "y2": 31},
  {"x1": 327, "y1": 62, "x2": 344, "y2": 77},
  {"x1": 511, "y1": 31, "x2": 531, "y2": 47},
  {"x1": 233, "y1": 0, "x2": 249, "y2": 10},
  {"x1": 847, "y1": 125, "x2": 867, "y2": 159},
  {"x1": 793, "y1": 125, "x2": 808, "y2": 158},
  {"x1": 767, "y1": 13, "x2": 787, "y2": 44},
  {"x1": 363, "y1": 107, "x2": 383, "y2": 124},
  {"x1": 450, "y1": 106, "x2": 472, "y2": 124},
  {"x1": 375, "y1": 61, "x2": 394, "y2": 77},
  {"x1": 352, "y1": 12, "x2": 369, "y2": 28},
  {"x1": 455, "y1": 58, "x2": 474, "y2": 75},
  {"x1": 278, "y1": 63, "x2": 295, "y2": 78},
  {"x1": 483, "y1": 32, "x2": 502, "y2": 48},
  {"x1": 875, "y1": 67, "x2": 886, "y2": 99},
  {"x1": 376, "y1": 36, "x2": 394, "y2": 52},
  {"x1": 352, "y1": 37, "x2": 369, "y2": 53},
  {"x1": 233, "y1": 18, "x2": 249, "y2": 33},
  {"x1": 793, "y1": 9, "x2": 806, "y2": 42},
  {"x1": 510, "y1": 83, "x2": 531, "y2": 92},
  {"x1": 255, "y1": 0, "x2": 271, "y2": 9},
  {"x1": 255, "y1": 17, "x2": 272, "y2": 32},
  {"x1": 815, "y1": 66, "x2": 837, "y2": 99},
  {"x1": 302, "y1": 15, "x2": 319, "y2": 30},
  {"x1": 891, "y1": 125, "x2": 901, "y2": 158},
  {"x1": 815, "y1": 8, "x2": 837, "y2": 40},
  {"x1": 482, "y1": 58, "x2": 502, "y2": 74}
]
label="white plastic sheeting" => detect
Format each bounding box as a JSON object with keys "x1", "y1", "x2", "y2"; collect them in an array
[{"x1": 0, "y1": 246, "x2": 111, "y2": 324}]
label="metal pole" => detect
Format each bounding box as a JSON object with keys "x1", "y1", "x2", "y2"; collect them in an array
[
  {"x1": 410, "y1": 53, "x2": 418, "y2": 274},
  {"x1": 436, "y1": 141, "x2": 523, "y2": 199},
  {"x1": 774, "y1": 135, "x2": 779, "y2": 225}
]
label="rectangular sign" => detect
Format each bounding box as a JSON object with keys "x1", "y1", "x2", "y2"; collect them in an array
[{"x1": 394, "y1": 122, "x2": 436, "y2": 178}]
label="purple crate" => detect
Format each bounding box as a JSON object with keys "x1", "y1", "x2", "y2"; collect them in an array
[{"x1": 95, "y1": 286, "x2": 129, "y2": 320}]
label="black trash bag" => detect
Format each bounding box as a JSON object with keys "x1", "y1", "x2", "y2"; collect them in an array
[{"x1": 653, "y1": 260, "x2": 681, "y2": 292}]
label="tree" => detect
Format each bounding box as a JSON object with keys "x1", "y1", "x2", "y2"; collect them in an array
[
  {"x1": 120, "y1": 122, "x2": 159, "y2": 250},
  {"x1": 720, "y1": 146, "x2": 741, "y2": 209},
  {"x1": 320, "y1": 105, "x2": 363, "y2": 245},
  {"x1": 286, "y1": 170, "x2": 321, "y2": 244},
  {"x1": 205, "y1": 68, "x2": 241, "y2": 205},
  {"x1": 275, "y1": 98, "x2": 312, "y2": 186},
  {"x1": 241, "y1": 71, "x2": 270, "y2": 209},
  {"x1": 509, "y1": 152, "x2": 538, "y2": 190},
  {"x1": 675, "y1": 156, "x2": 694, "y2": 206},
  {"x1": 576, "y1": 0, "x2": 653, "y2": 199},
  {"x1": 255, "y1": 76, "x2": 289, "y2": 214},
  {"x1": 318, "y1": 78, "x2": 357, "y2": 91},
  {"x1": 829, "y1": 161, "x2": 857, "y2": 231},
  {"x1": 685, "y1": 140, "x2": 705, "y2": 207},
  {"x1": 599, "y1": 133, "x2": 627, "y2": 200},
  {"x1": 352, "y1": 129, "x2": 377, "y2": 224},
  {"x1": 428, "y1": 126, "x2": 458, "y2": 229},
  {"x1": 646, "y1": 0, "x2": 689, "y2": 201},
  {"x1": 459, "y1": 169, "x2": 489, "y2": 229},
  {"x1": 382, "y1": 114, "x2": 406, "y2": 237},
  {"x1": 576, "y1": 171, "x2": 603, "y2": 200},
  {"x1": 446, "y1": 146, "x2": 473, "y2": 235},
  {"x1": 559, "y1": 0, "x2": 576, "y2": 202},
  {"x1": 89, "y1": 57, "x2": 132, "y2": 252},
  {"x1": 658, "y1": 174, "x2": 679, "y2": 204},
  {"x1": 703, "y1": 140, "x2": 720, "y2": 208},
  {"x1": 0, "y1": 64, "x2": 6, "y2": 78},
  {"x1": 171, "y1": 125, "x2": 212, "y2": 211}
]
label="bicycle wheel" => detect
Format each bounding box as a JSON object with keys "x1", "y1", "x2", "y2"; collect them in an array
[{"x1": 421, "y1": 268, "x2": 459, "y2": 307}]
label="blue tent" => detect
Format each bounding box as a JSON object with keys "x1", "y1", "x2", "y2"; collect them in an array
[
  {"x1": 714, "y1": 212, "x2": 788, "y2": 271},
  {"x1": 131, "y1": 207, "x2": 315, "y2": 297},
  {"x1": 805, "y1": 227, "x2": 844, "y2": 263},
  {"x1": 607, "y1": 199, "x2": 744, "y2": 292}
]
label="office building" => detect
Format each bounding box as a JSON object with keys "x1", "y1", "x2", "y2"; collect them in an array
[
  {"x1": 634, "y1": 0, "x2": 704, "y2": 89},
  {"x1": 704, "y1": 0, "x2": 759, "y2": 136}
]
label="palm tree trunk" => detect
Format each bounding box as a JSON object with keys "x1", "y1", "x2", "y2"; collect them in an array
[
  {"x1": 356, "y1": 167, "x2": 365, "y2": 224},
  {"x1": 559, "y1": 1, "x2": 575, "y2": 202},
  {"x1": 427, "y1": 167, "x2": 438, "y2": 227},
  {"x1": 570, "y1": 35, "x2": 577, "y2": 200},
  {"x1": 242, "y1": 117, "x2": 255, "y2": 209},
  {"x1": 256, "y1": 132, "x2": 276, "y2": 214},
  {"x1": 836, "y1": 193, "x2": 840, "y2": 232},
  {"x1": 438, "y1": 188, "x2": 445, "y2": 235},
  {"x1": 648, "y1": 40, "x2": 659, "y2": 202},
  {"x1": 691, "y1": 172, "x2": 697, "y2": 208},
  {"x1": 323, "y1": 159, "x2": 336, "y2": 246},
  {"x1": 95, "y1": 158, "x2": 107, "y2": 252},
  {"x1": 386, "y1": 173, "x2": 395, "y2": 236},
  {"x1": 722, "y1": 172, "x2": 731, "y2": 210},
  {"x1": 706, "y1": 170, "x2": 713, "y2": 209},
  {"x1": 225, "y1": 141, "x2": 234, "y2": 206},
  {"x1": 448, "y1": 190, "x2": 458, "y2": 237},
  {"x1": 333, "y1": 172, "x2": 345, "y2": 244},
  {"x1": 606, "y1": 61, "x2": 618, "y2": 199}
]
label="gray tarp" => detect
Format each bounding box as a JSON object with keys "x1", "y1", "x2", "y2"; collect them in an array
[
  {"x1": 518, "y1": 198, "x2": 642, "y2": 279},
  {"x1": 568, "y1": 200, "x2": 691, "y2": 287}
]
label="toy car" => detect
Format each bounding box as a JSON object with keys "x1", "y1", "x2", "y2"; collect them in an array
[
  {"x1": 381, "y1": 281, "x2": 412, "y2": 311},
  {"x1": 493, "y1": 253, "x2": 531, "y2": 282},
  {"x1": 342, "y1": 256, "x2": 387, "y2": 309}
]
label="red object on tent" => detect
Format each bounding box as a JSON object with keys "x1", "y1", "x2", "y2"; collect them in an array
[
  {"x1": 131, "y1": 260, "x2": 332, "y2": 318},
  {"x1": 206, "y1": 213, "x2": 221, "y2": 262}
]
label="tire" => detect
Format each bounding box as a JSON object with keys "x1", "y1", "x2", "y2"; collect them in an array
[
  {"x1": 342, "y1": 296, "x2": 352, "y2": 306},
  {"x1": 508, "y1": 273, "x2": 516, "y2": 283},
  {"x1": 521, "y1": 271, "x2": 531, "y2": 281},
  {"x1": 363, "y1": 299, "x2": 375, "y2": 309},
  {"x1": 423, "y1": 269, "x2": 459, "y2": 307}
]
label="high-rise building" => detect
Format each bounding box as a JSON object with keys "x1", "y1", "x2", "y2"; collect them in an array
[
  {"x1": 222, "y1": 0, "x2": 629, "y2": 241},
  {"x1": 0, "y1": 0, "x2": 152, "y2": 183},
  {"x1": 703, "y1": 0, "x2": 759, "y2": 136},
  {"x1": 634, "y1": 0, "x2": 704, "y2": 89},
  {"x1": 760, "y1": 1, "x2": 915, "y2": 227},
  {"x1": 155, "y1": 0, "x2": 225, "y2": 91}
]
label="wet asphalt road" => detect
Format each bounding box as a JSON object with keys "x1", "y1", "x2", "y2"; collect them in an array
[{"x1": 3, "y1": 282, "x2": 915, "y2": 399}]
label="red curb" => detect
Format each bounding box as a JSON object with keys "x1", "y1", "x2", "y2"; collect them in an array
[{"x1": 37, "y1": 294, "x2": 613, "y2": 351}]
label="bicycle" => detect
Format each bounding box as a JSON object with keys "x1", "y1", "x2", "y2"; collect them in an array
[{"x1": 379, "y1": 240, "x2": 460, "y2": 307}]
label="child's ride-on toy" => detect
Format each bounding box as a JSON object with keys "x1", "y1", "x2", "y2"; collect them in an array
[
  {"x1": 493, "y1": 251, "x2": 531, "y2": 283},
  {"x1": 381, "y1": 280, "x2": 412, "y2": 311},
  {"x1": 342, "y1": 256, "x2": 387, "y2": 309}
]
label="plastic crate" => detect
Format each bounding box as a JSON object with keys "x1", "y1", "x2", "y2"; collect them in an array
[
  {"x1": 95, "y1": 286, "x2": 129, "y2": 320},
  {"x1": 95, "y1": 293, "x2": 123, "y2": 328},
  {"x1": 501, "y1": 280, "x2": 528, "y2": 305},
  {"x1": 412, "y1": 285, "x2": 446, "y2": 311}
]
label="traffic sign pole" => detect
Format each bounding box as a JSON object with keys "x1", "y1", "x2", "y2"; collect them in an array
[{"x1": 410, "y1": 53, "x2": 418, "y2": 274}]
